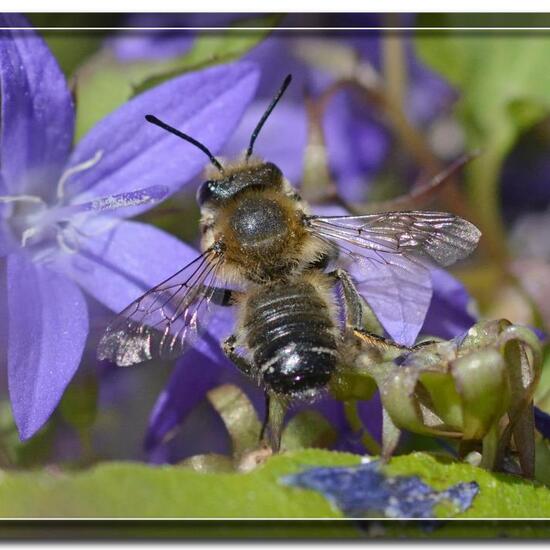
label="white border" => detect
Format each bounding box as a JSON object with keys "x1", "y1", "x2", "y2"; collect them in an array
[{"x1": 1, "y1": 14, "x2": 548, "y2": 524}]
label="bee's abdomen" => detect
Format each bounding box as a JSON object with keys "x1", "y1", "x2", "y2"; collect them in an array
[{"x1": 243, "y1": 281, "x2": 338, "y2": 397}]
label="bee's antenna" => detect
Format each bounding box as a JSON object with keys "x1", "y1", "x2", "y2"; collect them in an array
[
  {"x1": 246, "y1": 74, "x2": 292, "y2": 162},
  {"x1": 145, "y1": 114, "x2": 225, "y2": 175}
]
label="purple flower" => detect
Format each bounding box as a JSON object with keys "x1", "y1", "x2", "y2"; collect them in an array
[
  {"x1": 422, "y1": 268, "x2": 476, "y2": 339},
  {"x1": 535, "y1": 406, "x2": 550, "y2": 440},
  {"x1": 281, "y1": 460, "x2": 479, "y2": 518},
  {"x1": 108, "y1": 14, "x2": 259, "y2": 62},
  {"x1": 0, "y1": 13, "x2": 259, "y2": 439},
  {"x1": 501, "y1": 128, "x2": 550, "y2": 226}
]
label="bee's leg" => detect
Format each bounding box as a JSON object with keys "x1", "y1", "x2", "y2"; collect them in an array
[
  {"x1": 222, "y1": 337, "x2": 285, "y2": 452},
  {"x1": 206, "y1": 287, "x2": 244, "y2": 307},
  {"x1": 328, "y1": 268, "x2": 386, "y2": 336},
  {"x1": 327, "y1": 268, "x2": 364, "y2": 329},
  {"x1": 222, "y1": 334, "x2": 254, "y2": 377},
  {"x1": 261, "y1": 392, "x2": 286, "y2": 452},
  {"x1": 353, "y1": 327, "x2": 410, "y2": 353}
]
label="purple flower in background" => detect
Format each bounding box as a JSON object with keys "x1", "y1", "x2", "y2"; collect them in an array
[
  {"x1": 108, "y1": 13, "x2": 258, "y2": 62},
  {"x1": 422, "y1": 268, "x2": 476, "y2": 339},
  {"x1": 109, "y1": 17, "x2": 455, "y2": 204},
  {"x1": 0, "y1": 13, "x2": 259, "y2": 439}
]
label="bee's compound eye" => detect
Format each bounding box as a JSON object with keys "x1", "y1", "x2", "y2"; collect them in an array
[{"x1": 196, "y1": 180, "x2": 216, "y2": 206}]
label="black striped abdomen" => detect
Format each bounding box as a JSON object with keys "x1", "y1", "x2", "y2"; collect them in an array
[{"x1": 243, "y1": 279, "x2": 338, "y2": 397}]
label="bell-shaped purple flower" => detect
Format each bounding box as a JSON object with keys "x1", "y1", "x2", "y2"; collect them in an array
[{"x1": 0, "y1": 13, "x2": 259, "y2": 439}]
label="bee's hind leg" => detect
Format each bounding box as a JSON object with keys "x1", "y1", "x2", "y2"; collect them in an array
[
  {"x1": 261, "y1": 392, "x2": 286, "y2": 452},
  {"x1": 222, "y1": 336, "x2": 286, "y2": 453},
  {"x1": 327, "y1": 268, "x2": 364, "y2": 329},
  {"x1": 329, "y1": 268, "x2": 387, "y2": 338}
]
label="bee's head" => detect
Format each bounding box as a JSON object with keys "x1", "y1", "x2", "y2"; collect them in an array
[
  {"x1": 145, "y1": 74, "x2": 293, "y2": 208},
  {"x1": 196, "y1": 161, "x2": 283, "y2": 207}
]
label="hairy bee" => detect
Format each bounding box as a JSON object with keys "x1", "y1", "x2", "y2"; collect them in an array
[{"x1": 98, "y1": 75, "x2": 481, "y2": 450}]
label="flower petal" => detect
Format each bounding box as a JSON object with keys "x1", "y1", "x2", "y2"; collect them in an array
[
  {"x1": 350, "y1": 251, "x2": 433, "y2": 346},
  {"x1": 281, "y1": 460, "x2": 479, "y2": 518},
  {"x1": 53, "y1": 184, "x2": 170, "y2": 220},
  {"x1": 7, "y1": 253, "x2": 88, "y2": 439},
  {"x1": 324, "y1": 90, "x2": 390, "y2": 204},
  {"x1": 422, "y1": 268, "x2": 476, "y2": 339},
  {"x1": 68, "y1": 61, "x2": 260, "y2": 214},
  {"x1": 0, "y1": 13, "x2": 74, "y2": 195},
  {"x1": 49, "y1": 220, "x2": 199, "y2": 313},
  {"x1": 144, "y1": 343, "x2": 232, "y2": 452},
  {"x1": 535, "y1": 406, "x2": 550, "y2": 440}
]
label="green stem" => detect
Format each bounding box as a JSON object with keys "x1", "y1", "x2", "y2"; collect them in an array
[
  {"x1": 344, "y1": 401, "x2": 381, "y2": 456},
  {"x1": 480, "y1": 424, "x2": 499, "y2": 470},
  {"x1": 382, "y1": 20, "x2": 408, "y2": 111},
  {"x1": 466, "y1": 144, "x2": 509, "y2": 264}
]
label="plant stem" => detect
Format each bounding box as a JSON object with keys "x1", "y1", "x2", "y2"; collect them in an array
[
  {"x1": 344, "y1": 401, "x2": 381, "y2": 456},
  {"x1": 382, "y1": 17, "x2": 408, "y2": 112},
  {"x1": 480, "y1": 424, "x2": 499, "y2": 470}
]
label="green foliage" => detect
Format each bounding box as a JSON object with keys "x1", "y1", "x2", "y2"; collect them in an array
[
  {"x1": 74, "y1": 15, "x2": 279, "y2": 141},
  {"x1": 415, "y1": 15, "x2": 550, "y2": 256},
  {"x1": 335, "y1": 319, "x2": 541, "y2": 473},
  {"x1": 0, "y1": 450, "x2": 549, "y2": 526},
  {"x1": 59, "y1": 375, "x2": 98, "y2": 431}
]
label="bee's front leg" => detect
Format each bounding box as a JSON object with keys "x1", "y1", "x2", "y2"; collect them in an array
[{"x1": 222, "y1": 334, "x2": 254, "y2": 377}]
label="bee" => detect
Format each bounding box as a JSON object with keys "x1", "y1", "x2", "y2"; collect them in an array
[{"x1": 98, "y1": 74, "x2": 481, "y2": 450}]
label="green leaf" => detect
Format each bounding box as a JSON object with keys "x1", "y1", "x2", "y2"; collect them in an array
[
  {"x1": 74, "y1": 15, "x2": 279, "y2": 141},
  {"x1": 59, "y1": 375, "x2": 98, "y2": 431},
  {"x1": 27, "y1": 14, "x2": 111, "y2": 78},
  {"x1": 1, "y1": 450, "x2": 549, "y2": 526},
  {"x1": 206, "y1": 384, "x2": 262, "y2": 459},
  {"x1": 415, "y1": 15, "x2": 550, "y2": 256},
  {"x1": 281, "y1": 411, "x2": 337, "y2": 451}
]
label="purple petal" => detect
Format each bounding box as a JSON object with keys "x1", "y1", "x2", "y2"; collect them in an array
[
  {"x1": 323, "y1": 90, "x2": 390, "y2": 204},
  {"x1": 109, "y1": 14, "x2": 249, "y2": 62},
  {"x1": 53, "y1": 185, "x2": 170, "y2": 220},
  {"x1": 67, "y1": 62, "x2": 260, "y2": 214},
  {"x1": 535, "y1": 406, "x2": 550, "y2": 439},
  {"x1": 49, "y1": 220, "x2": 199, "y2": 314},
  {"x1": 281, "y1": 461, "x2": 479, "y2": 518},
  {"x1": 350, "y1": 251, "x2": 432, "y2": 346},
  {"x1": 0, "y1": 13, "x2": 74, "y2": 195},
  {"x1": 109, "y1": 14, "x2": 195, "y2": 62},
  {"x1": 7, "y1": 253, "x2": 88, "y2": 439},
  {"x1": 145, "y1": 305, "x2": 251, "y2": 456},
  {"x1": 421, "y1": 268, "x2": 476, "y2": 339},
  {"x1": 144, "y1": 342, "x2": 231, "y2": 452},
  {"x1": 501, "y1": 135, "x2": 550, "y2": 225},
  {"x1": 407, "y1": 56, "x2": 457, "y2": 127},
  {"x1": 0, "y1": 174, "x2": 16, "y2": 256}
]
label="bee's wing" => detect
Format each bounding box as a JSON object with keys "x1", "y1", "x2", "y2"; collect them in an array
[
  {"x1": 306, "y1": 211, "x2": 481, "y2": 346},
  {"x1": 97, "y1": 246, "x2": 225, "y2": 366},
  {"x1": 307, "y1": 211, "x2": 481, "y2": 267}
]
